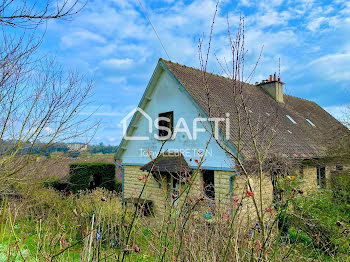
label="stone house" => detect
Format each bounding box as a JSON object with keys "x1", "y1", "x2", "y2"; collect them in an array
[
  {"x1": 67, "y1": 142, "x2": 88, "y2": 151},
  {"x1": 115, "y1": 58, "x2": 349, "y2": 215}
]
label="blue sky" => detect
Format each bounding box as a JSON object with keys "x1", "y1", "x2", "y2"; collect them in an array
[{"x1": 39, "y1": 0, "x2": 350, "y2": 145}]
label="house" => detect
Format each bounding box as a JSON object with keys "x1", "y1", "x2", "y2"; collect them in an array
[
  {"x1": 68, "y1": 142, "x2": 88, "y2": 151},
  {"x1": 115, "y1": 58, "x2": 349, "y2": 215}
]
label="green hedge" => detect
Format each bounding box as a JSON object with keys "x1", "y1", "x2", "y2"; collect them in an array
[
  {"x1": 43, "y1": 177, "x2": 70, "y2": 192},
  {"x1": 69, "y1": 162, "x2": 116, "y2": 193}
]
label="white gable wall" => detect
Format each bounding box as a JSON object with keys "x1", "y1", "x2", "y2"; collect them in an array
[{"x1": 120, "y1": 69, "x2": 233, "y2": 170}]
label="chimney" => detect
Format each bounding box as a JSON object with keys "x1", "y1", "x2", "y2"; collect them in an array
[{"x1": 256, "y1": 74, "x2": 284, "y2": 103}]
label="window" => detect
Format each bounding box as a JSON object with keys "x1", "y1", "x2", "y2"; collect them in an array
[
  {"x1": 203, "y1": 170, "x2": 215, "y2": 200},
  {"x1": 336, "y1": 165, "x2": 343, "y2": 171},
  {"x1": 306, "y1": 119, "x2": 316, "y2": 127},
  {"x1": 317, "y1": 166, "x2": 326, "y2": 189},
  {"x1": 286, "y1": 115, "x2": 296, "y2": 124},
  {"x1": 158, "y1": 111, "x2": 173, "y2": 138}
]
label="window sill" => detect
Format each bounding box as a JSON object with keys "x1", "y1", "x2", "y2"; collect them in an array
[{"x1": 156, "y1": 137, "x2": 172, "y2": 141}]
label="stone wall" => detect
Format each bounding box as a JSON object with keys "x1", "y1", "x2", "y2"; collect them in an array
[
  {"x1": 300, "y1": 165, "x2": 317, "y2": 193},
  {"x1": 123, "y1": 165, "x2": 203, "y2": 216},
  {"x1": 300, "y1": 165, "x2": 336, "y2": 192},
  {"x1": 213, "y1": 170, "x2": 274, "y2": 221},
  {"x1": 123, "y1": 164, "x2": 334, "y2": 217},
  {"x1": 123, "y1": 165, "x2": 169, "y2": 215}
]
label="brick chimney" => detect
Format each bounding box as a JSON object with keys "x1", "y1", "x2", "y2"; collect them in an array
[{"x1": 256, "y1": 73, "x2": 284, "y2": 103}]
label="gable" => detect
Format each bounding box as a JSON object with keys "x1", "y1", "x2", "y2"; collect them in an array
[{"x1": 117, "y1": 63, "x2": 235, "y2": 170}]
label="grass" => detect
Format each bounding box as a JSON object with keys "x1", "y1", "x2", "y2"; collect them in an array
[{"x1": 0, "y1": 218, "x2": 157, "y2": 261}]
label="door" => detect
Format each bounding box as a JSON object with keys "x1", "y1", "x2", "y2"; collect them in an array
[
  {"x1": 203, "y1": 170, "x2": 215, "y2": 200},
  {"x1": 317, "y1": 166, "x2": 326, "y2": 188}
]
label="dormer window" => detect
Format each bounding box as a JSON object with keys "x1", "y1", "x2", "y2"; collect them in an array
[
  {"x1": 306, "y1": 118, "x2": 315, "y2": 127},
  {"x1": 286, "y1": 115, "x2": 296, "y2": 124},
  {"x1": 158, "y1": 111, "x2": 173, "y2": 138}
]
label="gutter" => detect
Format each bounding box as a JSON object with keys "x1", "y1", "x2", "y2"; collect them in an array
[{"x1": 115, "y1": 161, "x2": 124, "y2": 200}]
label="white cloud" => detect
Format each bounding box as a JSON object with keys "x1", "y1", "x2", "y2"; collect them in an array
[
  {"x1": 44, "y1": 127, "x2": 54, "y2": 134},
  {"x1": 254, "y1": 10, "x2": 292, "y2": 28},
  {"x1": 339, "y1": 1, "x2": 350, "y2": 14},
  {"x1": 307, "y1": 17, "x2": 326, "y2": 31},
  {"x1": 106, "y1": 76, "x2": 127, "y2": 84},
  {"x1": 107, "y1": 137, "x2": 117, "y2": 142},
  {"x1": 323, "y1": 105, "x2": 349, "y2": 121},
  {"x1": 61, "y1": 30, "x2": 106, "y2": 47},
  {"x1": 93, "y1": 44, "x2": 117, "y2": 56},
  {"x1": 100, "y1": 58, "x2": 134, "y2": 69},
  {"x1": 238, "y1": 0, "x2": 254, "y2": 7},
  {"x1": 309, "y1": 53, "x2": 350, "y2": 81},
  {"x1": 110, "y1": 0, "x2": 134, "y2": 8}
]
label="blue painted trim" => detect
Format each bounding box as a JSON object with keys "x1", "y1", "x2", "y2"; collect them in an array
[
  {"x1": 122, "y1": 162, "x2": 146, "y2": 167},
  {"x1": 122, "y1": 162, "x2": 234, "y2": 172},
  {"x1": 189, "y1": 165, "x2": 234, "y2": 171},
  {"x1": 229, "y1": 173, "x2": 238, "y2": 215},
  {"x1": 115, "y1": 161, "x2": 124, "y2": 200}
]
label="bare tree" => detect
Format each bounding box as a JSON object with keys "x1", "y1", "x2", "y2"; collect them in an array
[
  {"x1": 0, "y1": 0, "x2": 86, "y2": 28},
  {"x1": 197, "y1": 7, "x2": 294, "y2": 260},
  {"x1": 0, "y1": 0, "x2": 96, "y2": 193},
  {"x1": 118, "y1": 5, "x2": 295, "y2": 261}
]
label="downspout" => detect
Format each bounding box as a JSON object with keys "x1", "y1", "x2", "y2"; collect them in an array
[
  {"x1": 115, "y1": 161, "x2": 124, "y2": 200},
  {"x1": 229, "y1": 173, "x2": 238, "y2": 215}
]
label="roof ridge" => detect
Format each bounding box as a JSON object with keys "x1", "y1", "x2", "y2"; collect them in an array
[
  {"x1": 159, "y1": 58, "x2": 241, "y2": 82},
  {"x1": 284, "y1": 94, "x2": 316, "y2": 104},
  {"x1": 160, "y1": 59, "x2": 322, "y2": 106}
]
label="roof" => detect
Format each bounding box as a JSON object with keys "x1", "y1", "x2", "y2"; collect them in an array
[
  {"x1": 140, "y1": 153, "x2": 189, "y2": 173},
  {"x1": 160, "y1": 59, "x2": 349, "y2": 159}
]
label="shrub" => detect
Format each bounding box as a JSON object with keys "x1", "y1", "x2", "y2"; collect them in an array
[
  {"x1": 331, "y1": 170, "x2": 350, "y2": 203},
  {"x1": 289, "y1": 191, "x2": 350, "y2": 256},
  {"x1": 69, "y1": 162, "x2": 117, "y2": 193},
  {"x1": 42, "y1": 177, "x2": 70, "y2": 192},
  {"x1": 67, "y1": 151, "x2": 80, "y2": 158}
]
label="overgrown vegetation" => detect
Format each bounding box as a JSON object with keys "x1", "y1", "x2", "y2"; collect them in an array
[
  {"x1": 331, "y1": 171, "x2": 350, "y2": 203},
  {"x1": 0, "y1": 168, "x2": 348, "y2": 261},
  {"x1": 69, "y1": 163, "x2": 117, "y2": 193},
  {"x1": 270, "y1": 171, "x2": 350, "y2": 261},
  {"x1": 1, "y1": 187, "x2": 133, "y2": 261}
]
